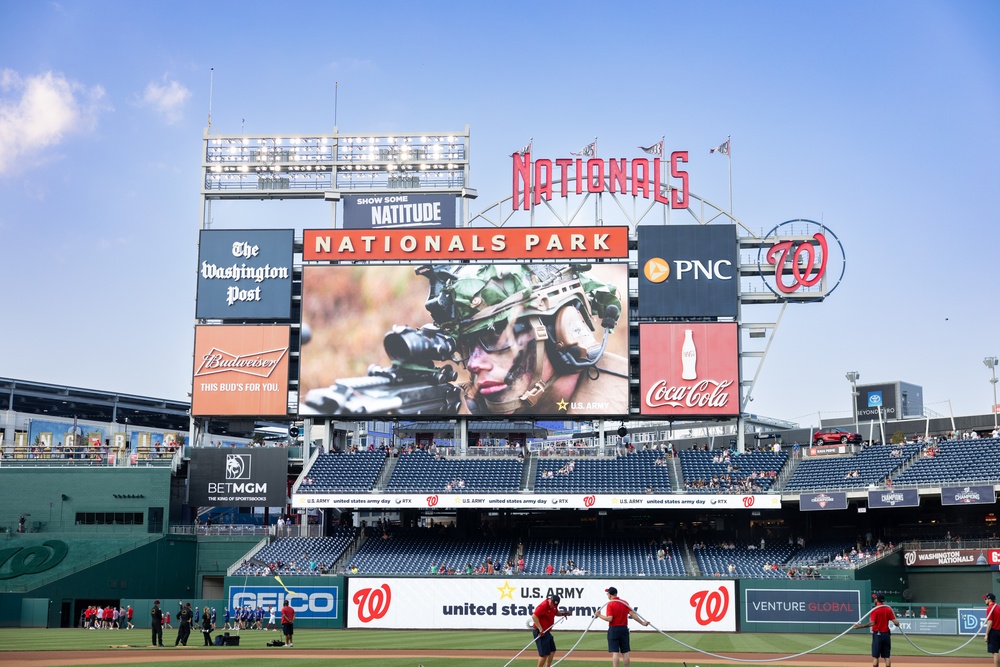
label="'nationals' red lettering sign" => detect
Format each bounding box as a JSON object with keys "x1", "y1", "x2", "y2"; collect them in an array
[{"x1": 512, "y1": 152, "x2": 689, "y2": 210}]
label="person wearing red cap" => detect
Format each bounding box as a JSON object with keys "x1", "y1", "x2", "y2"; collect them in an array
[
  {"x1": 594, "y1": 587, "x2": 649, "y2": 667},
  {"x1": 531, "y1": 594, "x2": 570, "y2": 667},
  {"x1": 853, "y1": 593, "x2": 900, "y2": 667},
  {"x1": 985, "y1": 592, "x2": 1000, "y2": 666}
]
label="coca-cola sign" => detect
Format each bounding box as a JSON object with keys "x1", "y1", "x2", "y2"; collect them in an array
[{"x1": 639, "y1": 323, "x2": 739, "y2": 417}]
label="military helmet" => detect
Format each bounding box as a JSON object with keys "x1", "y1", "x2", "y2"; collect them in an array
[{"x1": 419, "y1": 263, "x2": 621, "y2": 337}]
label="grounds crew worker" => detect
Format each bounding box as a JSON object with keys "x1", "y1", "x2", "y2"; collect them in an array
[
  {"x1": 853, "y1": 593, "x2": 900, "y2": 667},
  {"x1": 985, "y1": 592, "x2": 1000, "y2": 667},
  {"x1": 594, "y1": 586, "x2": 649, "y2": 667},
  {"x1": 422, "y1": 263, "x2": 628, "y2": 415}
]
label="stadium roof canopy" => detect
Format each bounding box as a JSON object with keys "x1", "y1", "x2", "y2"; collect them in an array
[
  {"x1": 396, "y1": 421, "x2": 547, "y2": 436},
  {"x1": 0, "y1": 377, "x2": 190, "y2": 432}
]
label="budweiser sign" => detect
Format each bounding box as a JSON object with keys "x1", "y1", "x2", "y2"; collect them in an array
[
  {"x1": 195, "y1": 347, "x2": 287, "y2": 378},
  {"x1": 192, "y1": 325, "x2": 291, "y2": 417},
  {"x1": 639, "y1": 323, "x2": 739, "y2": 417}
]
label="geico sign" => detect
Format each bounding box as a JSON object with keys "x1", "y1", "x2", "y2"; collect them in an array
[
  {"x1": 643, "y1": 258, "x2": 733, "y2": 284},
  {"x1": 233, "y1": 591, "x2": 335, "y2": 613}
]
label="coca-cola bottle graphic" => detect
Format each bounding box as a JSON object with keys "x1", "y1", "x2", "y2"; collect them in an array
[{"x1": 681, "y1": 329, "x2": 697, "y2": 380}]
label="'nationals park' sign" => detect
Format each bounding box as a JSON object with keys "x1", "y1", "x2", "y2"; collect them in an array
[{"x1": 303, "y1": 226, "x2": 630, "y2": 261}]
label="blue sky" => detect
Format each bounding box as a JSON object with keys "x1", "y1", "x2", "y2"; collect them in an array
[{"x1": 1, "y1": 1, "x2": 998, "y2": 427}]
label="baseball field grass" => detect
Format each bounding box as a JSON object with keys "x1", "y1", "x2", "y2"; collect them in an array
[{"x1": 0, "y1": 627, "x2": 985, "y2": 666}]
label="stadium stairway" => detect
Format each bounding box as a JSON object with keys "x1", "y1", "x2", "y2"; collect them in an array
[
  {"x1": 773, "y1": 452, "x2": 802, "y2": 492},
  {"x1": 522, "y1": 452, "x2": 538, "y2": 491},
  {"x1": 668, "y1": 457, "x2": 683, "y2": 491},
  {"x1": 681, "y1": 539, "x2": 701, "y2": 576},
  {"x1": 332, "y1": 530, "x2": 367, "y2": 574},
  {"x1": 374, "y1": 452, "x2": 400, "y2": 491},
  {"x1": 888, "y1": 447, "x2": 923, "y2": 481}
]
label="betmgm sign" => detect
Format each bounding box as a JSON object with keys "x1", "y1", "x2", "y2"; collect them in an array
[{"x1": 189, "y1": 448, "x2": 288, "y2": 506}]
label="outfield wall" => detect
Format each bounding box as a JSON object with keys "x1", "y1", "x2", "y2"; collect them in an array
[
  {"x1": 346, "y1": 577, "x2": 736, "y2": 632},
  {"x1": 221, "y1": 575, "x2": 345, "y2": 629},
  {"x1": 0, "y1": 536, "x2": 197, "y2": 628}
]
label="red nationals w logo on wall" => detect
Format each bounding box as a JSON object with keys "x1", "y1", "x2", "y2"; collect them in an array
[
  {"x1": 690, "y1": 586, "x2": 730, "y2": 626},
  {"x1": 353, "y1": 584, "x2": 392, "y2": 623},
  {"x1": 639, "y1": 323, "x2": 739, "y2": 417}
]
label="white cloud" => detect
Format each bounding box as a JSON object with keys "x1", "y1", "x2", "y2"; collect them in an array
[
  {"x1": 139, "y1": 76, "x2": 190, "y2": 125},
  {"x1": 0, "y1": 69, "x2": 107, "y2": 176}
]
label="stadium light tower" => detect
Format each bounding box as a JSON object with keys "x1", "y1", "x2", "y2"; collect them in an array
[
  {"x1": 845, "y1": 371, "x2": 860, "y2": 434},
  {"x1": 985, "y1": 357, "x2": 999, "y2": 430}
]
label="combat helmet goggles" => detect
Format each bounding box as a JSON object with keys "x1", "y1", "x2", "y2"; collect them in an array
[{"x1": 418, "y1": 263, "x2": 622, "y2": 412}]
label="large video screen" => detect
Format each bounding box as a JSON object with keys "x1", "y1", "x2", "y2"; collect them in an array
[{"x1": 299, "y1": 263, "x2": 629, "y2": 418}]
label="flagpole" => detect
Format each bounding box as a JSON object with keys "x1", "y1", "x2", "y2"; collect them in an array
[
  {"x1": 661, "y1": 134, "x2": 667, "y2": 224},
  {"x1": 727, "y1": 134, "x2": 733, "y2": 216}
]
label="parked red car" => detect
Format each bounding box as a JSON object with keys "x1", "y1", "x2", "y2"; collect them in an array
[{"x1": 813, "y1": 427, "x2": 863, "y2": 445}]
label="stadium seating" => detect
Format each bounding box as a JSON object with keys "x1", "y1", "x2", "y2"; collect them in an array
[
  {"x1": 385, "y1": 450, "x2": 521, "y2": 493},
  {"x1": 297, "y1": 450, "x2": 388, "y2": 493},
  {"x1": 693, "y1": 541, "x2": 798, "y2": 578},
  {"x1": 232, "y1": 531, "x2": 358, "y2": 576},
  {"x1": 678, "y1": 449, "x2": 787, "y2": 493},
  {"x1": 533, "y1": 451, "x2": 672, "y2": 494},
  {"x1": 782, "y1": 443, "x2": 920, "y2": 492},
  {"x1": 893, "y1": 438, "x2": 1000, "y2": 486},
  {"x1": 347, "y1": 529, "x2": 511, "y2": 574},
  {"x1": 525, "y1": 538, "x2": 685, "y2": 577}
]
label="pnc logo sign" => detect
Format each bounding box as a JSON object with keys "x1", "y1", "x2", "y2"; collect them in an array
[
  {"x1": 643, "y1": 258, "x2": 670, "y2": 283},
  {"x1": 637, "y1": 225, "x2": 739, "y2": 318},
  {"x1": 642, "y1": 257, "x2": 732, "y2": 283}
]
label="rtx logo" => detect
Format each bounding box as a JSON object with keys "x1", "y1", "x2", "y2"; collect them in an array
[
  {"x1": 226, "y1": 454, "x2": 251, "y2": 480},
  {"x1": 643, "y1": 257, "x2": 733, "y2": 283}
]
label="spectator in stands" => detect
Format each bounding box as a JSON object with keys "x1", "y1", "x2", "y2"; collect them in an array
[
  {"x1": 420, "y1": 263, "x2": 628, "y2": 416},
  {"x1": 546, "y1": 563, "x2": 555, "y2": 575}
]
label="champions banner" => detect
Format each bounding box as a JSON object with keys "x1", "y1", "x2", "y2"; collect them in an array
[
  {"x1": 941, "y1": 485, "x2": 996, "y2": 506},
  {"x1": 799, "y1": 491, "x2": 849, "y2": 512},
  {"x1": 867, "y1": 488, "x2": 920, "y2": 508},
  {"x1": 347, "y1": 578, "x2": 735, "y2": 631}
]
